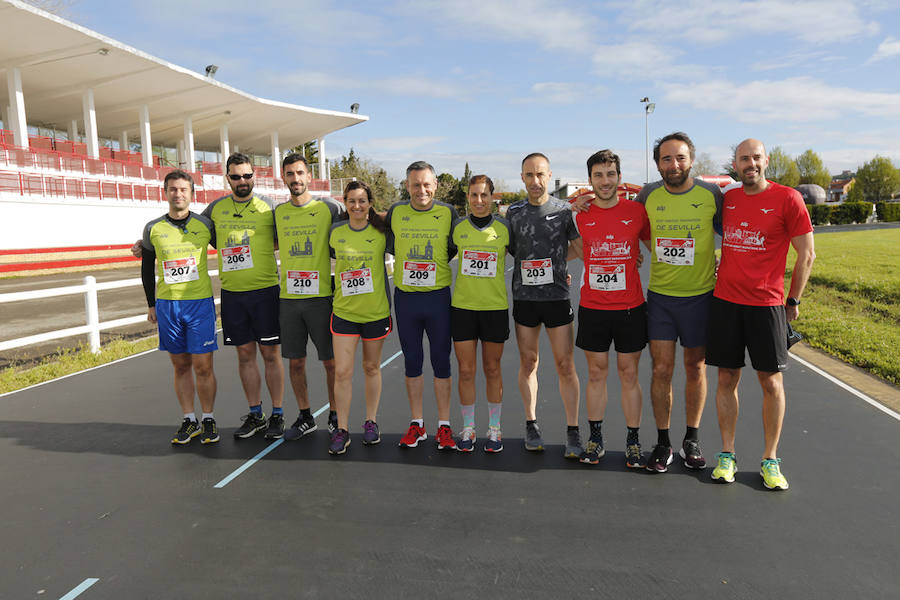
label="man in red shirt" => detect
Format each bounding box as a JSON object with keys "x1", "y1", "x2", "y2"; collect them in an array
[
  {"x1": 706, "y1": 139, "x2": 815, "y2": 491},
  {"x1": 571, "y1": 150, "x2": 651, "y2": 467}
]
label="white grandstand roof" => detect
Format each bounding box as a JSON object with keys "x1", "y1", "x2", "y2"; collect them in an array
[{"x1": 0, "y1": 0, "x2": 368, "y2": 153}]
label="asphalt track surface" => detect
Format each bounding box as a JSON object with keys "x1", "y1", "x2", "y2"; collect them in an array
[{"x1": 2, "y1": 264, "x2": 899, "y2": 599}]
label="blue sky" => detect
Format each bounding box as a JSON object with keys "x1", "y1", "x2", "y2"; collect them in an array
[{"x1": 64, "y1": 0, "x2": 900, "y2": 190}]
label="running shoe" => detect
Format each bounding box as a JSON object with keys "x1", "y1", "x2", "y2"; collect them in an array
[
  {"x1": 328, "y1": 428, "x2": 350, "y2": 455},
  {"x1": 524, "y1": 421, "x2": 545, "y2": 452},
  {"x1": 436, "y1": 425, "x2": 457, "y2": 451},
  {"x1": 680, "y1": 438, "x2": 707, "y2": 469},
  {"x1": 711, "y1": 452, "x2": 737, "y2": 483},
  {"x1": 484, "y1": 426, "x2": 503, "y2": 453},
  {"x1": 398, "y1": 423, "x2": 427, "y2": 448},
  {"x1": 172, "y1": 418, "x2": 200, "y2": 445},
  {"x1": 760, "y1": 458, "x2": 789, "y2": 490},
  {"x1": 625, "y1": 443, "x2": 643, "y2": 469},
  {"x1": 327, "y1": 410, "x2": 338, "y2": 434},
  {"x1": 200, "y1": 417, "x2": 219, "y2": 444},
  {"x1": 645, "y1": 444, "x2": 674, "y2": 473},
  {"x1": 457, "y1": 427, "x2": 476, "y2": 452},
  {"x1": 264, "y1": 413, "x2": 285, "y2": 439},
  {"x1": 362, "y1": 420, "x2": 381, "y2": 445},
  {"x1": 234, "y1": 411, "x2": 267, "y2": 439},
  {"x1": 564, "y1": 429, "x2": 584, "y2": 459},
  {"x1": 283, "y1": 415, "x2": 317, "y2": 441},
  {"x1": 580, "y1": 434, "x2": 605, "y2": 464}
]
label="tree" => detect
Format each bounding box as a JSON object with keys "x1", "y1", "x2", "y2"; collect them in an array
[
  {"x1": 328, "y1": 148, "x2": 399, "y2": 211},
  {"x1": 721, "y1": 144, "x2": 738, "y2": 180},
  {"x1": 289, "y1": 141, "x2": 318, "y2": 172},
  {"x1": 434, "y1": 172, "x2": 460, "y2": 208},
  {"x1": 854, "y1": 155, "x2": 900, "y2": 202},
  {"x1": 500, "y1": 190, "x2": 527, "y2": 204},
  {"x1": 692, "y1": 152, "x2": 719, "y2": 176},
  {"x1": 795, "y1": 149, "x2": 832, "y2": 188},
  {"x1": 765, "y1": 147, "x2": 800, "y2": 187},
  {"x1": 846, "y1": 181, "x2": 864, "y2": 203}
]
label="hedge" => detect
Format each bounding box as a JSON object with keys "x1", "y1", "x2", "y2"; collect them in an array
[
  {"x1": 875, "y1": 201, "x2": 900, "y2": 222},
  {"x1": 830, "y1": 202, "x2": 873, "y2": 225}
]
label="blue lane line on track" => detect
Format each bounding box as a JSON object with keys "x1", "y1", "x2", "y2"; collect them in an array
[
  {"x1": 214, "y1": 348, "x2": 404, "y2": 489},
  {"x1": 59, "y1": 578, "x2": 99, "y2": 600}
]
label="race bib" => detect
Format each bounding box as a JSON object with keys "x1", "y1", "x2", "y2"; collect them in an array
[
  {"x1": 163, "y1": 257, "x2": 199, "y2": 284},
  {"x1": 655, "y1": 238, "x2": 695, "y2": 266},
  {"x1": 340, "y1": 268, "x2": 374, "y2": 296},
  {"x1": 521, "y1": 258, "x2": 553, "y2": 286},
  {"x1": 589, "y1": 264, "x2": 626, "y2": 291},
  {"x1": 402, "y1": 261, "x2": 436, "y2": 287},
  {"x1": 221, "y1": 245, "x2": 254, "y2": 272},
  {"x1": 461, "y1": 250, "x2": 498, "y2": 278},
  {"x1": 286, "y1": 270, "x2": 319, "y2": 295}
]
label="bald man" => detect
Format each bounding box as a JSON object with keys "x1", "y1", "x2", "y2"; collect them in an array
[{"x1": 706, "y1": 138, "x2": 815, "y2": 491}]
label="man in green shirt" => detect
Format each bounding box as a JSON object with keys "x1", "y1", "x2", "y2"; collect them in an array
[
  {"x1": 202, "y1": 153, "x2": 285, "y2": 440},
  {"x1": 274, "y1": 153, "x2": 343, "y2": 440},
  {"x1": 634, "y1": 132, "x2": 723, "y2": 473}
]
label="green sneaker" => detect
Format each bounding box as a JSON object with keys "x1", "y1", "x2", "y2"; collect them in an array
[
  {"x1": 711, "y1": 452, "x2": 737, "y2": 483},
  {"x1": 760, "y1": 458, "x2": 789, "y2": 490}
]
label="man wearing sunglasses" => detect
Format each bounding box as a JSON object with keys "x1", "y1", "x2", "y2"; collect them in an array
[{"x1": 201, "y1": 153, "x2": 285, "y2": 440}]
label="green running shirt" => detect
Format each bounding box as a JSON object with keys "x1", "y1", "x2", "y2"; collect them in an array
[
  {"x1": 202, "y1": 194, "x2": 278, "y2": 292},
  {"x1": 450, "y1": 215, "x2": 511, "y2": 310},
  {"x1": 385, "y1": 200, "x2": 456, "y2": 292},
  {"x1": 274, "y1": 197, "x2": 344, "y2": 299},
  {"x1": 142, "y1": 212, "x2": 215, "y2": 300},
  {"x1": 329, "y1": 221, "x2": 391, "y2": 323},
  {"x1": 635, "y1": 179, "x2": 723, "y2": 297}
]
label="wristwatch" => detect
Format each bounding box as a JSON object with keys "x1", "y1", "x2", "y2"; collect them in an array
[{"x1": 786, "y1": 297, "x2": 800, "y2": 306}]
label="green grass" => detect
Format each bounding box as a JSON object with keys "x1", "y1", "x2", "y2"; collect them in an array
[
  {"x1": 0, "y1": 336, "x2": 159, "y2": 395},
  {"x1": 787, "y1": 228, "x2": 900, "y2": 384}
]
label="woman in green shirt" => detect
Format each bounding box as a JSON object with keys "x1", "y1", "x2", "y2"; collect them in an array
[{"x1": 327, "y1": 181, "x2": 392, "y2": 455}]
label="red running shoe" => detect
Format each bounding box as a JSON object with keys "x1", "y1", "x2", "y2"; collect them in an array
[
  {"x1": 398, "y1": 423, "x2": 427, "y2": 448},
  {"x1": 436, "y1": 424, "x2": 457, "y2": 451}
]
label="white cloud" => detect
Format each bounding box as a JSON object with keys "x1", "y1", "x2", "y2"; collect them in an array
[
  {"x1": 868, "y1": 36, "x2": 900, "y2": 62},
  {"x1": 614, "y1": 0, "x2": 879, "y2": 45},
  {"x1": 410, "y1": 0, "x2": 598, "y2": 51},
  {"x1": 663, "y1": 76, "x2": 900, "y2": 122},
  {"x1": 266, "y1": 70, "x2": 470, "y2": 99},
  {"x1": 512, "y1": 82, "x2": 608, "y2": 105},
  {"x1": 591, "y1": 40, "x2": 709, "y2": 80}
]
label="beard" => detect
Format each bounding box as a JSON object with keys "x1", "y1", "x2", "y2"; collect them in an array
[
  {"x1": 234, "y1": 183, "x2": 252, "y2": 197},
  {"x1": 662, "y1": 167, "x2": 691, "y2": 188}
]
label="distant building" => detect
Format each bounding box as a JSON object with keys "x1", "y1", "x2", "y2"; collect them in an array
[{"x1": 829, "y1": 171, "x2": 855, "y2": 202}]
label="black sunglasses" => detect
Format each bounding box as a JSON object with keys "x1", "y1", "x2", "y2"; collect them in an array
[{"x1": 228, "y1": 173, "x2": 254, "y2": 181}]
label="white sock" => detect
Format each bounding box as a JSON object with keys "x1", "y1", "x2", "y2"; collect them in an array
[
  {"x1": 411, "y1": 419, "x2": 424, "y2": 427},
  {"x1": 184, "y1": 412, "x2": 197, "y2": 422},
  {"x1": 201, "y1": 412, "x2": 214, "y2": 421},
  {"x1": 438, "y1": 420, "x2": 450, "y2": 428}
]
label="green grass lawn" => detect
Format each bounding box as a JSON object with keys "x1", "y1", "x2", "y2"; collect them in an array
[{"x1": 787, "y1": 228, "x2": 900, "y2": 384}]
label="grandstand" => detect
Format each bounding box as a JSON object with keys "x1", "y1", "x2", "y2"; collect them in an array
[{"x1": 0, "y1": 0, "x2": 367, "y2": 272}]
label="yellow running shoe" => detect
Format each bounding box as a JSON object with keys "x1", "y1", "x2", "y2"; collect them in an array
[
  {"x1": 711, "y1": 452, "x2": 737, "y2": 483},
  {"x1": 760, "y1": 458, "x2": 789, "y2": 490}
]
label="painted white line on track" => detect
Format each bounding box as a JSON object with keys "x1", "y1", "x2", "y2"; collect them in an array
[
  {"x1": 59, "y1": 578, "x2": 99, "y2": 600},
  {"x1": 790, "y1": 352, "x2": 900, "y2": 422},
  {"x1": 214, "y1": 348, "x2": 404, "y2": 488}
]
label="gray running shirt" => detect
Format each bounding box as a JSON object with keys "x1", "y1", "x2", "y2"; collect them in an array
[{"x1": 507, "y1": 197, "x2": 579, "y2": 301}]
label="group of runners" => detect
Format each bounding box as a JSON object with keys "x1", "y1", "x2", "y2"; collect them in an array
[{"x1": 140, "y1": 131, "x2": 815, "y2": 491}]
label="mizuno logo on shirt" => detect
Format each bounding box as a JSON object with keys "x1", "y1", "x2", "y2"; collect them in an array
[
  {"x1": 726, "y1": 205, "x2": 736, "y2": 209},
  {"x1": 621, "y1": 220, "x2": 633, "y2": 225},
  {"x1": 761, "y1": 208, "x2": 774, "y2": 214},
  {"x1": 433, "y1": 215, "x2": 441, "y2": 220},
  {"x1": 310, "y1": 212, "x2": 318, "y2": 216},
  {"x1": 365, "y1": 239, "x2": 374, "y2": 243},
  {"x1": 585, "y1": 222, "x2": 595, "y2": 226},
  {"x1": 691, "y1": 203, "x2": 702, "y2": 208}
]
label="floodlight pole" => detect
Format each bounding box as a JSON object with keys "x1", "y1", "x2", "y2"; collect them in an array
[{"x1": 641, "y1": 97, "x2": 655, "y2": 184}]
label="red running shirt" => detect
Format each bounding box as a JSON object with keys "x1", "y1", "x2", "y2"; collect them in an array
[
  {"x1": 715, "y1": 182, "x2": 813, "y2": 306},
  {"x1": 575, "y1": 199, "x2": 650, "y2": 310}
]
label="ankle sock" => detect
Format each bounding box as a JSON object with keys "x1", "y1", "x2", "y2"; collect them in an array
[
  {"x1": 657, "y1": 428, "x2": 671, "y2": 447},
  {"x1": 249, "y1": 404, "x2": 263, "y2": 416},
  {"x1": 626, "y1": 427, "x2": 640, "y2": 446}
]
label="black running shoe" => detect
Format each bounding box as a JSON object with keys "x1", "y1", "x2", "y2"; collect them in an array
[
  {"x1": 680, "y1": 438, "x2": 707, "y2": 469},
  {"x1": 172, "y1": 418, "x2": 200, "y2": 445},
  {"x1": 200, "y1": 417, "x2": 219, "y2": 444},
  {"x1": 580, "y1": 435, "x2": 605, "y2": 465},
  {"x1": 234, "y1": 411, "x2": 267, "y2": 439},
  {"x1": 327, "y1": 410, "x2": 338, "y2": 434},
  {"x1": 284, "y1": 415, "x2": 317, "y2": 441},
  {"x1": 646, "y1": 444, "x2": 674, "y2": 473},
  {"x1": 264, "y1": 414, "x2": 285, "y2": 439}
]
